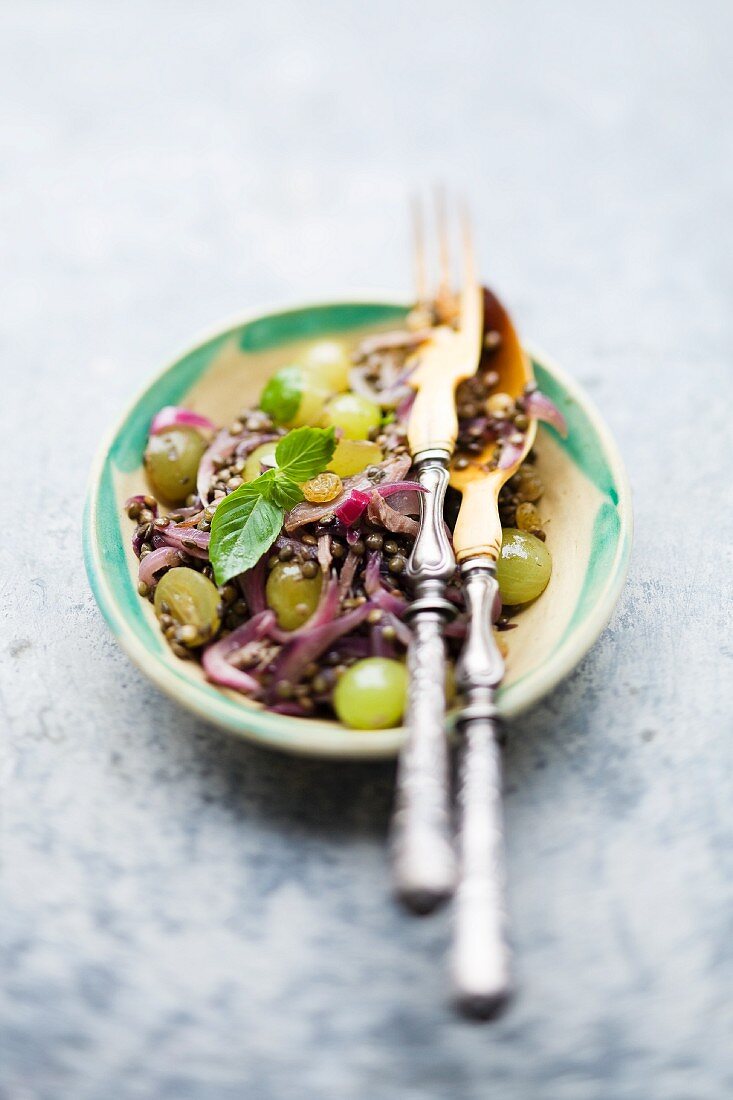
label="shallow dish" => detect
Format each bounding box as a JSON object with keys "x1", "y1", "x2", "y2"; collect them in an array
[{"x1": 84, "y1": 300, "x2": 632, "y2": 759}]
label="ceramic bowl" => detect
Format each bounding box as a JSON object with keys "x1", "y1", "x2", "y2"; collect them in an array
[{"x1": 84, "y1": 300, "x2": 632, "y2": 759}]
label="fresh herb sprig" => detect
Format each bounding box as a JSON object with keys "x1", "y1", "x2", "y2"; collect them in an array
[{"x1": 209, "y1": 426, "x2": 336, "y2": 585}]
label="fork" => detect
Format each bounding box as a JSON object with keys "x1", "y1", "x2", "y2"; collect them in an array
[{"x1": 389, "y1": 193, "x2": 484, "y2": 913}]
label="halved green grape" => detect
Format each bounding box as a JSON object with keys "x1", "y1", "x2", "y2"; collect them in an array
[
  {"x1": 333, "y1": 657, "x2": 408, "y2": 730},
  {"x1": 290, "y1": 379, "x2": 330, "y2": 428},
  {"x1": 243, "y1": 440, "x2": 279, "y2": 483},
  {"x1": 266, "y1": 560, "x2": 323, "y2": 631},
  {"x1": 301, "y1": 340, "x2": 351, "y2": 393},
  {"x1": 322, "y1": 392, "x2": 381, "y2": 441},
  {"x1": 327, "y1": 438, "x2": 383, "y2": 477},
  {"x1": 496, "y1": 528, "x2": 552, "y2": 605},
  {"x1": 144, "y1": 427, "x2": 207, "y2": 505},
  {"x1": 154, "y1": 567, "x2": 221, "y2": 646}
]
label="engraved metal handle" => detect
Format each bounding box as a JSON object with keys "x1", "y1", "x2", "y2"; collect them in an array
[
  {"x1": 390, "y1": 451, "x2": 457, "y2": 913},
  {"x1": 405, "y1": 453, "x2": 455, "y2": 585},
  {"x1": 451, "y1": 562, "x2": 512, "y2": 1017}
]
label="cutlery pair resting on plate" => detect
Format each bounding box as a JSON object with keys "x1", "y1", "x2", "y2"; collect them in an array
[{"x1": 389, "y1": 195, "x2": 537, "y2": 1019}]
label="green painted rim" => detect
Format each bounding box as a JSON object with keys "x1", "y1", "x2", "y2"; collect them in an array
[{"x1": 83, "y1": 300, "x2": 632, "y2": 760}]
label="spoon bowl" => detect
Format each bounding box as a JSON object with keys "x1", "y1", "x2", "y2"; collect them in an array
[{"x1": 451, "y1": 288, "x2": 537, "y2": 564}]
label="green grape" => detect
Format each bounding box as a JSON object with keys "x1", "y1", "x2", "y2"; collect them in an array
[
  {"x1": 322, "y1": 392, "x2": 381, "y2": 441},
  {"x1": 243, "y1": 440, "x2": 279, "y2": 482},
  {"x1": 144, "y1": 427, "x2": 207, "y2": 504},
  {"x1": 259, "y1": 365, "x2": 329, "y2": 428},
  {"x1": 327, "y1": 438, "x2": 383, "y2": 477},
  {"x1": 301, "y1": 340, "x2": 351, "y2": 392},
  {"x1": 290, "y1": 378, "x2": 329, "y2": 427},
  {"x1": 154, "y1": 567, "x2": 221, "y2": 646},
  {"x1": 266, "y1": 560, "x2": 323, "y2": 631},
  {"x1": 333, "y1": 658, "x2": 408, "y2": 730},
  {"x1": 496, "y1": 528, "x2": 552, "y2": 605}
]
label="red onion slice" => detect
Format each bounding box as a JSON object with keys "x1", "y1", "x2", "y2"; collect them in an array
[
  {"x1": 497, "y1": 437, "x2": 526, "y2": 471},
  {"x1": 377, "y1": 481, "x2": 425, "y2": 498},
  {"x1": 366, "y1": 491, "x2": 419, "y2": 537},
  {"x1": 271, "y1": 702, "x2": 313, "y2": 717},
  {"x1": 197, "y1": 430, "x2": 238, "y2": 504},
  {"x1": 364, "y1": 552, "x2": 406, "y2": 615},
  {"x1": 317, "y1": 534, "x2": 332, "y2": 573},
  {"x1": 383, "y1": 612, "x2": 412, "y2": 647},
  {"x1": 138, "y1": 546, "x2": 181, "y2": 588},
  {"x1": 268, "y1": 602, "x2": 372, "y2": 692},
  {"x1": 524, "y1": 389, "x2": 568, "y2": 436},
  {"x1": 380, "y1": 490, "x2": 420, "y2": 515},
  {"x1": 395, "y1": 389, "x2": 416, "y2": 422},
  {"x1": 239, "y1": 558, "x2": 267, "y2": 615},
  {"x1": 156, "y1": 523, "x2": 210, "y2": 559},
  {"x1": 348, "y1": 370, "x2": 413, "y2": 411},
  {"x1": 338, "y1": 550, "x2": 360, "y2": 597},
  {"x1": 334, "y1": 489, "x2": 372, "y2": 526},
  {"x1": 150, "y1": 406, "x2": 216, "y2": 436},
  {"x1": 202, "y1": 609, "x2": 275, "y2": 695},
  {"x1": 370, "y1": 624, "x2": 395, "y2": 659}
]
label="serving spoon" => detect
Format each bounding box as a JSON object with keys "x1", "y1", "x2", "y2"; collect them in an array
[{"x1": 448, "y1": 288, "x2": 537, "y2": 1017}]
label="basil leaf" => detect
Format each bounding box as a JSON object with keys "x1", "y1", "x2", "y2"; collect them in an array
[
  {"x1": 259, "y1": 366, "x2": 302, "y2": 424},
  {"x1": 275, "y1": 426, "x2": 337, "y2": 483},
  {"x1": 249, "y1": 468, "x2": 278, "y2": 500},
  {"x1": 209, "y1": 487, "x2": 283, "y2": 585},
  {"x1": 208, "y1": 421, "x2": 337, "y2": 584},
  {"x1": 244, "y1": 468, "x2": 302, "y2": 509},
  {"x1": 269, "y1": 477, "x2": 304, "y2": 510}
]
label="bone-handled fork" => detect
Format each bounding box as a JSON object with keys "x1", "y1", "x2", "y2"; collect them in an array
[
  {"x1": 389, "y1": 195, "x2": 484, "y2": 913},
  {"x1": 449, "y1": 289, "x2": 537, "y2": 1016}
]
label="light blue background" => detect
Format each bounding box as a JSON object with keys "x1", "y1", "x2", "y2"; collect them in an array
[{"x1": 1, "y1": 2, "x2": 731, "y2": 1098}]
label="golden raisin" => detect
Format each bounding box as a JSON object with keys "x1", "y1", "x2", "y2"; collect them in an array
[
  {"x1": 515, "y1": 502, "x2": 542, "y2": 532},
  {"x1": 515, "y1": 466, "x2": 544, "y2": 502},
  {"x1": 301, "y1": 471, "x2": 343, "y2": 503}
]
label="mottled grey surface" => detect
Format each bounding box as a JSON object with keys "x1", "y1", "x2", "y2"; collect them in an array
[{"x1": 1, "y1": 1, "x2": 732, "y2": 1098}]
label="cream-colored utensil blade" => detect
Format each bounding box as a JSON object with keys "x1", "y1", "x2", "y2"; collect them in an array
[{"x1": 407, "y1": 299, "x2": 483, "y2": 455}]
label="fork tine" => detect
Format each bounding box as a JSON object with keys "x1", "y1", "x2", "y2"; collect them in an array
[
  {"x1": 411, "y1": 194, "x2": 428, "y2": 305},
  {"x1": 457, "y1": 200, "x2": 482, "y2": 344},
  {"x1": 434, "y1": 184, "x2": 452, "y2": 301},
  {"x1": 413, "y1": 189, "x2": 480, "y2": 337},
  {"x1": 459, "y1": 201, "x2": 476, "y2": 287}
]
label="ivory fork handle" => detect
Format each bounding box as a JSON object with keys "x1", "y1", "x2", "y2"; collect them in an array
[{"x1": 407, "y1": 371, "x2": 460, "y2": 457}]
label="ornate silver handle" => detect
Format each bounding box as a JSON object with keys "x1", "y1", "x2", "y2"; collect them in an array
[
  {"x1": 390, "y1": 451, "x2": 457, "y2": 913},
  {"x1": 451, "y1": 562, "x2": 512, "y2": 1017}
]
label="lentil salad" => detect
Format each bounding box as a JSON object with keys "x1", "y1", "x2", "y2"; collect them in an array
[{"x1": 125, "y1": 290, "x2": 566, "y2": 730}]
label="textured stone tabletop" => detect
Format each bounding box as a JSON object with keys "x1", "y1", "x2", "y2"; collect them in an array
[{"x1": 2, "y1": 2, "x2": 731, "y2": 1098}]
